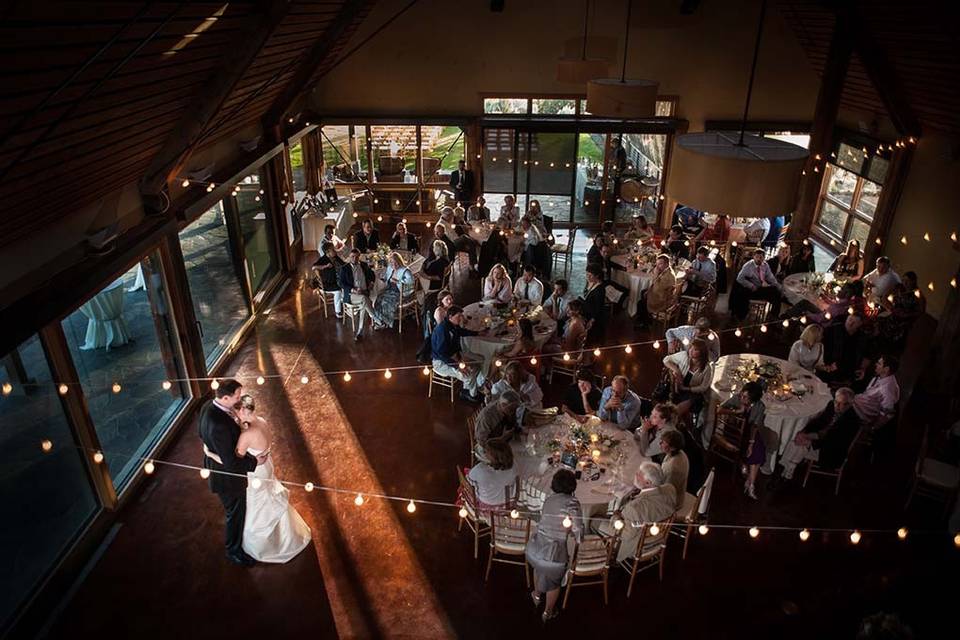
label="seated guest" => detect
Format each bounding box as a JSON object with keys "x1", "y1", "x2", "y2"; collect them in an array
[
  {"x1": 483, "y1": 263, "x2": 513, "y2": 303},
  {"x1": 635, "y1": 254, "x2": 678, "y2": 329},
  {"x1": 636, "y1": 402, "x2": 679, "y2": 458},
  {"x1": 526, "y1": 199, "x2": 549, "y2": 237},
  {"x1": 543, "y1": 279, "x2": 575, "y2": 323},
  {"x1": 490, "y1": 361, "x2": 544, "y2": 423},
  {"x1": 598, "y1": 375, "x2": 643, "y2": 430},
  {"x1": 339, "y1": 249, "x2": 377, "y2": 341},
  {"x1": 763, "y1": 215, "x2": 785, "y2": 248},
  {"x1": 822, "y1": 314, "x2": 872, "y2": 390},
  {"x1": 312, "y1": 242, "x2": 345, "y2": 318},
  {"x1": 766, "y1": 244, "x2": 793, "y2": 282},
  {"x1": 467, "y1": 440, "x2": 519, "y2": 508},
  {"x1": 427, "y1": 223, "x2": 457, "y2": 260},
  {"x1": 452, "y1": 204, "x2": 467, "y2": 224},
  {"x1": 788, "y1": 324, "x2": 831, "y2": 373},
  {"x1": 372, "y1": 251, "x2": 415, "y2": 330},
  {"x1": 433, "y1": 289, "x2": 455, "y2": 326},
  {"x1": 736, "y1": 248, "x2": 783, "y2": 319},
  {"x1": 778, "y1": 387, "x2": 859, "y2": 480},
  {"x1": 789, "y1": 241, "x2": 817, "y2": 275},
  {"x1": 666, "y1": 316, "x2": 721, "y2": 362},
  {"x1": 475, "y1": 391, "x2": 522, "y2": 451},
  {"x1": 562, "y1": 368, "x2": 602, "y2": 423},
  {"x1": 596, "y1": 462, "x2": 676, "y2": 563},
  {"x1": 879, "y1": 271, "x2": 925, "y2": 349},
  {"x1": 743, "y1": 217, "x2": 771, "y2": 244},
  {"x1": 389, "y1": 222, "x2": 419, "y2": 253},
  {"x1": 674, "y1": 205, "x2": 704, "y2": 234},
  {"x1": 684, "y1": 246, "x2": 717, "y2": 296},
  {"x1": 863, "y1": 256, "x2": 901, "y2": 301},
  {"x1": 600, "y1": 220, "x2": 616, "y2": 245},
  {"x1": 477, "y1": 227, "x2": 509, "y2": 275},
  {"x1": 466, "y1": 196, "x2": 490, "y2": 222},
  {"x1": 830, "y1": 239, "x2": 864, "y2": 279},
  {"x1": 582, "y1": 264, "x2": 608, "y2": 341},
  {"x1": 437, "y1": 207, "x2": 460, "y2": 236},
  {"x1": 352, "y1": 219, "x2": 380, "y2": 252},
  {"x1": 513, "y1": 264, "x2": 544, "y2": 304},
  {"x1": 498, "y1": 194, "x2": 520, "y2": 229},
  {"x1": 717, "y1": 382, "x2": 766, "y2": 500},
  {"x1": 625, "y1": 214, "x2": 654, "y2": 243},
  {"x1": 662, "y1": 340, "x2": 713, "y2": 420},
  {"x1": 431, "y1": 305, "x2": 487, "y2": 403},
  {"x1": 807, "y1": 281, "x2": 865, "y2": 327},
  {"x1": 542, "y1": 300, "x2": 587, "y2": 378},
  {"x1": 666, "y1": 225, "x2": 690, "y2": 261},
  {"x1": 853, "y1": 355, "x2": 900, "y2": 430},
  {"x1": 586, "y1": 234, "x2": 605, "y2": 264},
  {"x1": 496, "y1": 318, "x2": 539, "y2": 364},
  {"x1": 694, "y1": 213, "x2": 731, "y2": 245},
  {"x1": 422, "y1": 240, "x2": 450, "y2": 291},
  {"x1": 659, "y1": 430, "x2": 689, "y2": 510},
  {"x1": 520, "y1": 216, "x2": 545, "y2": 267},
  {"x1": 588, "y1": 242, "x2": 629, "y2": 307},
  {"x1": 321, "y1": 223, "x2": 345, "y2": 252}
]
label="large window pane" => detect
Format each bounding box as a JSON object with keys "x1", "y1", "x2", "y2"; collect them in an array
[
  {"x1": 867, "y1": 156, "x2": 889, "y2": 184},
  {"x1": 528, "y1": 132, "x2": 576, "y2": 195},
  {"x1": 765, "y1": 132, "x2": 810, "y2": 149},
  {"x1": 849, "y1": 217, "x2": 871, "y2": 248},
  {"x1": 179, "y1": 203, "x2": 251, "y2": 366},
  {"x1": 836, "y1": 142, "x2": 865, "y2": 174},
  {"x1": 531, "y1": 98, "x2": 575, "y2": 115},
  {"x1": 575, "y1": 133, "x2": 604, "y2": 224},
  {"x1": 420, "y1": 125, "x2": 464, "y2": 184},
  {"x1": 370, "y1": 125, "x2": 416, "y2": 183},
  {"x1": 856, "y1": 180, "x2": 881, "y2": 219},
  {"x1": 235, "y1": 172, "x2": 278, "y2": 296},
  {"x1": 826, "y1": 165, "x2": 857, "y2": 207},
  {"x1": 321, "y1": 125, "x2": 366, "y2": 182},
  {"x1": 817, "y1": 201, "x2": 849, "y2": 238},
  {"x1": 483, "y1": 98, "x2": 528, "y2": 114},
  {"x1": 608, "y1": 132, "x2": 667, "y2": 224},
  {"x1": 482, "y1": 128, "x2": 515, "y2": 193},
  {"x1": 1, "y1": 335, "x2": 99, "y2": 627},
  {"x1": 288, "y1": 140, "x2": 306, "y2": 195},
  {"x1": 61, "y1": 254, "x2": 189, "y2": 488}
]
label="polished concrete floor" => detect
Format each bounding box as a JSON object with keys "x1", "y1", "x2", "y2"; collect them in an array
[{"x1": 46, "y1": 236, "x2": 958, "y2": 640}]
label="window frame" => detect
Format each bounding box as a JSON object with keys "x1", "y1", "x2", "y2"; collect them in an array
[{"x1": 813, "y1": 162, "x2": 882, "y2": 246}]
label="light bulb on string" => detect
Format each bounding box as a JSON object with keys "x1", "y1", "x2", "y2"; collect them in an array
[
  {"x1": 304, "y1": 482, "x2": 314, "y2": 492},
  {"x1": 562, "y1": 353, "x2": 571, "y2": 361},
  {"x1": 511, "y1": 509, "x2": 520, "y2": 519},
  {"x1": 649, "y1": 524, "x2": 660, "y2": 535},
  {"x1": 2, "y1": 382, "x2": 12, "y2": 395},
  {"x1": 799, "y1": 529, "x2": 810, "y2": 541},
  {"x1": 613, "y1": 519, "x2": 624, "y2": 531},
  {"x1": 951, "y1": 231, "x2": 958, "y2": 243},
  {"x1": 354, "y1": 493, "x2": 364, "y2": 506},
  {"x1": 200, "y1": 468, "x2": 210, "y2": 479},
  {"x1": 562, "y1": 516, "x2": 572, "y2": 528},
  {"x1": 748, "y1": 526, "x2": 759, "y2": 539},
  {"x1": 144, "y1": 460, "x2": 156, "y2": 475},
  {"x1": 951, "y1": 278, "x2": 957, "y2": 289},
  {"x1": 384, "y1": 369, "x2": 392, "y2": 379},
  {"x1": 652, "y1": 341, "x2": 660, "y2": 350},
  {"x1": 210, "y1": 379, "x2": 220, "y2": 391},
  {"x1": 458, "y1": 507, "x2": 468, "y2": 518},
  {"x1": 343, "y1": 372, "x2": 352, "y2": 382},
  {"x1": 624, "y1": 345, "x2": 632, "y2": 354},
  {"x1": 593, "y1": 348, "x2": 601, "y2": 357},
  {"x1": 406, "y1": 500, "x2": 416, "y2": 514},
  {"x1": 458, "y1": 362, "x2": 466, "y2": 370},
  {"x1": 251, "y1": 478, "x2": 262, "y2": 489},
  {"x1": 681, "y1": 337, "x2": 690, "y2": 347},
  {"x1": 256, "y1": 376, "x2": 265, "y2": 385},
  {"x1": 923, "y1": 232, "x2": 931, "y2": 242},
  {"x1": 734, "y1": 329, "x2": 742, "y2": 337},
  {"x1": 530, "y1": 357, "x2": 538, "y2": 365},
  {"x1": 162, "y1": 380, "x2": 172, "y2": 390},
  {"x1": 760, "y1": 324, "x2": 768, "y2": 333},
  {"x1": 112, "y1": 382, "x2": 122, "y2": 394},
  {"x1": 41, "y1": 439, "x2": 53, "y2": 453},
  {"x1": 93, "y1": 451, "x2": 104, "y2": 464},
  {"x1": 900, "y1": 236, "x2": 908, "y2": 245},
  {"x1": 422, "y1": 366, "x2": 430, "y2": 375},
  {"x1": 58, "y1": 384, "x2": 68, "y2": 395},
  {"x1": 927, "y1": 282, "x2": 935, "y2": 292},
  {"x1": 897, "y1": 527, "x2": 908, "y2": 540},
  {"x1": 824, "y1": 312, "x2": 832, "y2": 320},
  {"x1": 181, "y1": 179, "x2": 190, "y2": 188},
  {"x1": 849, "y1": 530, "x2": 862, "y2": 545},
  {"x1": 782, "y1": 320, "x2": 790, "y2": 328},
  {"x1": 800, "y1": 316, "x2": 807, "y2": 324}
]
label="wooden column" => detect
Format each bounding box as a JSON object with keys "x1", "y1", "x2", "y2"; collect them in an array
[
  {"x1": 864, "y1": 144, "x2": 915, "y2": 265},
  {"x1": 787, "y1": 17, "x2": 853, "y2": 242}
]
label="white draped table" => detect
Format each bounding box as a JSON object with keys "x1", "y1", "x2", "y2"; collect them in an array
[
  {"x1": 301, "y1": 211, "x2": 337, "y2": 253},
  {"x1": 708, "y1": 354, "x2": 832, "y2": 474},
  {"x1": 79, "y1": 278, "x2": 131, "y2": 350},
  {"x1": 610, "y1": 253, "x2": 687, "y2": 317},
  {"x1": 459, "y1": 301, "x2": 557, "y2": 376}
]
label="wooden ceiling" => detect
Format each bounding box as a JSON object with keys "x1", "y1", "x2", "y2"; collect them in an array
[
  {"x1": 777, "y1": 0, "x2": 960, "y2": 137},
  {"x1": 0, "y1": 1, "x2": 372, "y2": 247}
]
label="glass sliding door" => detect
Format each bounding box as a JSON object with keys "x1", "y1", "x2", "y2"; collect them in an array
[
  {"x1": 59, "y1": 253, "x2": 189, "y2": 489},
  {"x1": 526, "y1": 132, "x2": 576, "y2": 226},
  {"x1": 234, "y1": 171, "x2": 278, "y2": 297},
  {"x1": 420, "y1": 125, "x2": 464, "y2": 185},
  {"x1": 575, "y1": 132, "x2": 605, "y2": 224},
  {"x1": 606, "y1": 132, "x2": 667, "y2": 224}
]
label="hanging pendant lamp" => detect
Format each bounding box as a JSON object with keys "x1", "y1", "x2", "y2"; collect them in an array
[
  {"x1": 586, "y1": 0, "x2": 659, "y2": 118},
  {"x1": 668, "y1": 0, "x2": 807, "y2": 217},
  {"x1": 557, "y1": 0, "x2": 609, "y2": 83}
]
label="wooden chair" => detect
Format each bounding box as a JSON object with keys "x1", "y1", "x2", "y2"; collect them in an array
[
  {"x1": 677, "y1": 284, "x2": 715, "y2": 324},
  {"x1": 551, "y1": 227, "x2": 577, "y2": 278},
  {"x1": 561, "y1": 535, "x2": 617, "y2": 609},
  {"x1": 342, "y1": 300, "x2": 368, "y2": 334},
  {"x1": 456, "y1": 467, "x2": 491, "y2": 559},
  {"x1": 517, "y1": 477, "x2": 547, "y2": 512},
  {"x1": 310, "y1": 271, "x2": 338, "y2": 319},
  {"x1": 466, "y1": 412, "x2": 478, "y2": 465},
  {"x1": 904, "y1": 425, "x2": 960, "y2": 515},
  {"x1": 547, "y1": 331, "x2": 589, "y2": 385},
  {"x1": 671, "y1": 468, "x2": 715, "y2": 560},
  {"x1": 428, "y1": 368, "x2": 458, "y2": 403},
  {"x1": 745, "y1": 299, "x2": 771, "y2": 331},
  {"x1": 620, "y1": 516, "x2": 675, "y2": 596},
  {"x1": 484, "y1": 513, "x2": 533, "y2": 587},
  {"x1": 396, "y1": 277, "x2": 422, "y2": 335},
  {"x1": 708, "y1": 413, "x2": 748, "y2": 468},
  {"x1": 802, "y1": 433, "x2": 859, "y2": 496}
]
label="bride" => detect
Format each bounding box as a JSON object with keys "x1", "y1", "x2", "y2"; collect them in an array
[{"x1": 236, "y1": 394, "x2": 311, "y2": 563}]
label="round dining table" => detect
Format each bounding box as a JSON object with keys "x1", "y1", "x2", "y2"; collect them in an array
[
  {"x1": 707, "y1": 354, "x2": 832, "y2": 474},
  {"x1": 459, "y1": 301, "x2": 557, "y2": 376},
  {"x1": 510, "y1": 415, "x2": 645, "y2": 518},
  {"x1": 610, "y1": 252, "x2": 688, "y2": 317},
  {"x1": 79, "y1": 278, "x2": 132, "y2": 350}
]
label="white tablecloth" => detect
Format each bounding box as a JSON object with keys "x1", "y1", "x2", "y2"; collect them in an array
[
  {"x1": 467, "y1": 223, "x2": 525, "y2": 263},
  {"x1": 708, "y1": 354, "x2": 832, "y2": 474},
  {"x1": 79, "y1": 278, "x2": 131, "y2": 350},
  {"x1": 459, "y1": 301, "x2": 557, "y2": 376},
  {"x1": 610, "y1": 253, "x2": 687, "y2": 317},
  {"x1": 782, "y1": 272, "x2": 833, "y2": 310},
  {"x1": 302, "y1": 211, "x2": 336, "y2": 253},
  {"x1": 127, "y1": 264, "x2": 146, "y2": 292},
  {"x1": 511, "y1": 416, "x2": 644, "y2": 516}
]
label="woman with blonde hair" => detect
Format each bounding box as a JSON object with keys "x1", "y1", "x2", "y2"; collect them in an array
[
  {"x1": 483, "y1": 262, "x2": 513, "y2": 303},
  {"x1": 788, "y1": 324, "x2": 833, "y2": 373},
  {"x1": 373, "y1": 252, "x2": 415, "y2": 329}
]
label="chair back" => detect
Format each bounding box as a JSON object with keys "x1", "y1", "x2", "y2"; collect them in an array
[
  {"x1": 457, "y1": 466, "x2": 480, "y2": 514},
  {"x1": 490, "y1": 513, "x2": 532, "y2": 551},
  {"x1": 633, "y1": 516, "x2": 674, "y2": 560},
  {"x1": 518, "y1": 477, "x2": 547, "y2": 511},
  {"x1": 570, "y1": 536, "x2": 615, "y2": 575},
  {"x1": 915, "y1": 425, "x2": 931, "y2": 476},
  {"x1": 696, "y1": 468, "x2": 716, "y2": 516},
  {"x1": 467, "y1": 412, "x2": 478, "y2": 465},
  {"x1": 710, "y1": 414, "x2": 748, "y2": 462}
]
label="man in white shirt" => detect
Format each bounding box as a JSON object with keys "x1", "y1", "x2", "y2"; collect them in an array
[
  {"x1": 684, "y1": 246, "x2": 717, "y2": 296},
  {"x1": 736, "y1": 248, "x2": 783, "y2": 319},
  {"x1": 467, "y1": 196, "x2": 490, "y2": 222},
  {"x1": 853, "y1": 354, "x2": 900, "y2": 429},
  {"x1": 498, "y1": 195, "x2": 520, "y2": 229},
  {"x1": 513, "y1": 265, "x2": 544, "y2": 304},
  {"x1": 863, "y1": 256, "x2": 902, "y2": 301},
  {"x1": 543, "y1": 279, "x2": 575, "y2": 322},
  {"x1": 666, "y1": 316, "x2": 721, "y2": 362},
  {"x1": 744, "y1": 217, "x2": 771, "y2": 244},
  {"x1": 490, "y1": 361, "x2": 543, "y2": 425}
]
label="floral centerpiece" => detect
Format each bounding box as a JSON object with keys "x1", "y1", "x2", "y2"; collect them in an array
[
  {"x1": 546, "y1": 421, "x2": 622, "y2": 466},
  {"x1": 731, "y1": 359, "x2": 784, "y2": 391}
]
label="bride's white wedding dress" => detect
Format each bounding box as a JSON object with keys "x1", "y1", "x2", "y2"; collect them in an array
[{"x1": 242, "y1": 446, "x2": 312, "y2": 563}]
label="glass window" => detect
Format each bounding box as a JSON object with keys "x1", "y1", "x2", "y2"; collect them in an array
[
  {"x1": 179, "y1": 203, "x2": 251, "y2": 366},
  {"x1": 816, "y1": 163, "x2": 884, "y2": 246},
  {"x1": 579, "y1": 99, "x2": 590, "y2": 116},
  {"x1": 321, "y1": 125, "x2": 366, "y2": 182},
  {"x1": 483, "y1": 98, "x2": 528, "y2": 114},
  {"x1": 607, "y1": 132, "x2": 667, "y2": 224},
  {"x1": 288, "y1": 140, "x2": 306, "y2": 195},
  {"x1": 655, "y1": 99, "x2": 676, "y2": 117},
  {"x1": 235, "y1": 172, "x2": 278, "y2": 297},
  {"x1": 835, "y1": 142, "x2": 865, "y2": 173},
  {"x1": 856, "y1": 180, "x2": 881, "y2": 218},
  {"x1": 848, "y1": 217, "x2": 871, "y2": 248},
  {"x1": 60, "y1": 254, "x2": 189, "y2": 488},
  {"x1": 527, "y1": 133, "x2": 576, "y2": 196},
  {"x1": 826, "y1": 166, "x2": 857, "y2": 207},
  {"x1": 482, "y1": 128, "x2": 515, "y2": 194},
  {"x1": 531, "y1": 98, "x2": 576, "y2": 115},
  {"x1": 818, "y1": 201, "x2": 849, "y2": 238},
  {"x1": 420, "y1": 125, "x2": 464, "y2": 184},
  {"x1": 369, "y1": 125, "x2": 416, "y2": 183},
  {"x1": 867, "y1": 156, "x2": 889, "y2": 184},
  {"x1": 1, "y1": 335, "x2": 99, "y2": 627},
  {"x1": 575, "y1": 132, "x2": 604, "y2": 224}
]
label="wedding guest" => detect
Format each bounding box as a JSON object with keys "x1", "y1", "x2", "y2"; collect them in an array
[
  {"x1": 543, "y1": 279, "x2": 575, "y2": 323},
  {"x1": 466, "y1": 196, "x2": 490, "y2": 222},
  {"x1": 520, "y1": 217, "x2": 545, "y2": 267},
  {"x1": 674, "y1": 205, "x2": 704, "y2": 234},
  {"x1": 636, "y1": 402, "x2": 679, "y2": 459},
  {"x1": 526, "y1": 199, "x2": 549, "y2": 237},
  {"x1": 422, "y1": 240, "x2": 450, "y2": 291},
  {"x1": 312, "y1": 242, "x2": 345, "y2": 318},
  {"x1": 879, "y1": 271, "x2": 925, "y2": 349},
  {"x1": 763, "y1": 215, "x2": 785, "y2": 248},
  {"x1": 483, "y1": 263, "x2": 513, "y2": 303},
  {"x1": 431, "y1": 305, "x2": 487, "y2": 403},
  {"x1": 666, "y1": 316, "x2": 721, "y2": 362},
  {"x1": 789, "y1": 241, "x2": 817, "y2": 275},
  {"x1": 449, "y1": 159, "x2": 474, "y2": 206},
  {"x1": 433, "y1": 289, "x2": 455, "y2": 325},
  {"x1": 598, "y1": 375, "x2": 643, "y2": 430},
  {"x1": 437, "y1": 207, "x2": 459, "y2": 235},
  {"x1": 600, "y1": 220, "x2": 616, "y2": 245},
  {"x1": 766, "y1": 244, "x2": 792, "y2": 282},
  {"x1": 582, "y1": 264, "x2": 607, "y2": 341},
  {"x1": 659, "y1": 429, "x2": 689, "y2": 510},
  {"x1": 717, "y1": 382, "x2": 766, "y2": 500},
  {"x1": 452, "y1": 204, "x2": 467, "y2": 224},
  {"x1": 490, "y1": 360, "x2": 544, "y2": 423},
  {"x1": 694, "y1": 213, "x2": 731, "y2": 244},
  {"x1": 596, "y1": 462, "x2": 676, "y2": 563},
  {"x1": 736, "y1": 248, "x2": 783, "y2": 319},
  {"x1": 527, "y1": 469, "x2": 582, "y2": 623},
  {"x1": 389, "y1": 222, "x2": 419, "y2": 253},
  {"x1": 320, "y1": 165, "x2": 338, "y2": 204},
  {"x1": 513, "y1": 264, "x2": 544, "y2": 304},
  {"x1": 352, "y1": 219, "x2": 380, "y2": 252},
  {"x1": 542, "y1": 299, "x2": 587, "y2": 378},
  {"x1": 853, "y1": 354, "x2": 900, "y2": 429},
  {"x1": 586, "y1": 234, "x2": 605, "y2": 264},
  {"x1": 778, "y1": 387, "x2": 858, "y2": 480},
  {"x1": 198, "y1": 379, "x2": 261, "y2": 566},
  {"x1": 496, "y1": 319, "x2": 540, "y2": 366},
  {"x1": 427, "y1": 222, "x2": 457, "y2": 260},
  {"x1": 788, "y1": 324, "x2": 831, "y2": 373},
  {"x1": 372, "y1": 252, "x2": 415, "y2": 330},
  {"x1": 666, "y1": 225, "x2": 690, "y2": 261},
  {"x1": 635, "y1": 254, "x2": 677, "y2": 329},
  {"x1": 338, "y1": 249, "x2": 376, "y2": 341},
  {"x1": 822, "y1": 314, "x2": 873, "y2": 390},
  {"x1": 625, "y1": 213, "x2": 654, "y2": 243},
  {"x1": 589, "y1": 242, "x2": 629, "y2": 308},
  {"x1": 863, "y1": 256, "x2": 901, "y2": 300},
  {"x1": 561, "y1": 368, "x2": 601, "y2": 423},
  {"x1": 743, "y1": 217, "x2": 771, "y2": 244},
  {"x1": 662, "y1": 339, "x2": 713, "y2": 420},
  {"x1": 684, "y1": 245, "x2": 716, "y2": 296},
  {"x1": 498, "y1": 194, "x2": 520, "y2": 228},
  {"x1": 475, "y1": 390, "x2": 522, "y2": 449},
  {"x1": 321, "y1": 223, "x2": 345, "y2": 252},
  {"x1": 467, "y1": 440, "x2": 519, "y2": 508},
  {"x1": 830, "y1": 239, "x2": 864, "y2": 279}
]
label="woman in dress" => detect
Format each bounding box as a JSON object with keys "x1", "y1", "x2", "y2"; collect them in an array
[
  {"x1": 542, "y1": 299, "x2": 588, "y2": 378},
  {"x1": 766, "y1": 244, "x2": 792, "y2": 282},
  {"x1": 526, "y1": 469, "x2": 582, "y2": 622},
  {"x1": 422, "y1": 240, "x2": 450, "y2": 291},
  {"x1": 830, "y1": 240, "x2": 864, "y2": 279},
  {"x1": 694, "y1": 213, "x2": 731, "y2": 245},
  {"x1": 236, "y1": 395, "x2": 311, "y2": 563},
  {"x1": 373, "y1": 252, "x2": 415, "y2": 330},
  {"x1": 624, "y1": 214, "x2": 654, "y2": 243},
  {"x1": 433, "y1": 289, "x2": 455, "y2": 325},
  {"x1": 466, "y1": 440, "x2": 518, "y2": 510},
  {"x1": 483, "y1": 263, "x2": 513, "y2": 303},
  {"x1": 717, "y1": 382, "x2": 766, "y2": 500},
  {"x1": 497, "y1": 318, "x2": 539, "y2": 361},
  {"x1": 661, "y1": 338, "x2": 713, "y2": 420},
  {"x1": 788, "y1": 324, "x2": 831, "y2": 373}
]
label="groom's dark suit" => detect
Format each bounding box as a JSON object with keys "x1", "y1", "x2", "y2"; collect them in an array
[{"x1": 199, "y1": 399, "x2": 258, "y2": 558}]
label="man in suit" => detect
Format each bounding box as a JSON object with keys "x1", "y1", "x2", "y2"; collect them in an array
[
  {"x1": 581, "y1": 263, "x2": 607, "y2": 341},
  {"x1": 596, "y1": 462, "x2": 677, "y2": 562},
  {"x1": 199, "y1": 379, "x2": 261, "y2": 566},
  {"x1": 352, "y1": 219, "x2": 380, "y2": 253},
  {"x1": 778, "y1": 387, "x2": 859, "y2": 480},
  {"x1": 589, "y1": 242, "x2": 629, "y2": 308},
  {"x1": 543, "y1": 279, "x2": 575, "y2": 324},
  {"x1": 339, "y1": 249, "x2": 376, "y2": 341},
  {"x1": 449, "y1": 159, "x2": 475, "y2": 207},
  {"x1": 736, "y1": 248, "x2": 783, "y2": 319}
]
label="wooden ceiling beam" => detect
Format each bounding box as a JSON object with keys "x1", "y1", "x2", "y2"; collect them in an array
[{"x1": 139, "y1": 0, "x2": 290, "y2": 200}]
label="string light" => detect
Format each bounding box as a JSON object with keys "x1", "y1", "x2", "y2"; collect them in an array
[
  {"x1": 200, "y1": 468, "x2": 210, "y2": 479},
  {"x1": 354, "y1": 493, "x2": 365, "y2": 506},
  {"x1": 927, "y1": 282, "x2": 935, "y2": 292},
  {"x1": 799, "y1": 529, "x2": 810, "y2": 541},
  {"x1": 251, "y1": 478, "x2": 262, "y2": 489},
  {"x1": 181, "y1": 179, "x2": 190, "y2": 188},
  {"x1": 900, "y1": 236, "x2": 908, "y2": 245},
  {"x1": 923, "y1": 232, "x2": 931, "y2": 241},
  {"x1": 343, "y1": 372, "x2": 352, "y2": 382},
  {"x1": 422, "y1": 366, "x2": 430, "y2": 375},
  {"x1": 951, "y1": 231, "x2": 958, "y2": 243},
  {"x1": 850, "y1": 530, "x2": 862, "y2": 545},
  {"x1": 304, "y1": 482, "x2": 314, "y2": 492},
  {"x1": 112, "y1": 382, "x2": 122, "y2": 394},
  {"x1": 458, "y1": 362, "x2": 466, "y2": 370},
  {"x1": 41, "y1": 439, "x2": 53, "y2": 453},
  {"x1": 144, "y1": 460, "x2": 156, "y2": 474},
  {"x1": 206, "y1": 183, "x2": 215, "y2": 193},
  {"x1": 593, "y1": 348, "x2": 601, "y2": 357},
  {"x1": 624, "y1": 345, "x2": 632, "y2": 354},
  {"x1": 299, "y1": 375, "x2": 309, "y2": 384},
  {"x1": 951, "y1": 278, "x2": 957, "y2": 288},
  {"x1": 529, "y1": 357, "x2": 538, "y2": 365},
  {"x1": 494, "y1": 359, "x2": 503, "y2": 368},
  {"x1": 649, "y1": 524, "x2": 660, "y2": 535},
  {"x1": 562, "y1": 353, "x2": 571, "y2": 361},
  {"x1": 824, "y1": 312, "x2": 832, "y2": 320},
  {"x1": 760, "y1": 325, "x2": 768, "y2": 333},
  {"x1": 748, "y1": 526, "x2": 759, "y2": 538},
  {"x1": 652, "y1": 340, "x2": 660, "y2": 350},
  {"x1": 257, "y1": 376, "x2": 265, "y2": 385},
  {"x1": 58, "y1": 384, "x2": 68, "y2": 395},
  {"x1": 93, "y1": 451, "x2": 104, "y2": 464},
  {"x1": 162, "y1": 380, "x2": 172, "y2": 390},
  {"x1": 406, "y1": 500, "x2": 417, "y2": 513},
  {"x1": 1, "y1": 382, "x2": 11, "y2": 395},
  {"x1": 511, "y1": 509, "x2": 520, "y2": 519},
  {"x1": 458, "y1": 507, "x2": 468, "y2": 518},
  {"x1": 734, "y1": 328, "x2": 742, "y2": 337},
  {"x1": 698, "y1": 524, "x2": 709, "y2": 535},
  {"x1": 562, "y1": 516, "x2": 572, "y2": 528},
  {"x1": 613, "y1": 518, "x2": 624, "y2": 531},
  {"x1": 384, "y1": 369, "x2": 392, "y2": 379},
  {"x1": 800, "y1": 316, "x2": 807, "y2": 324},
  {"x1": 210, "y1": 379, "x2": 220, "y2": 391}
]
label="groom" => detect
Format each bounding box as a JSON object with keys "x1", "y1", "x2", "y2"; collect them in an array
[{"x1": 199, "y1": 379, "x2": 262, "y2": 566}]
